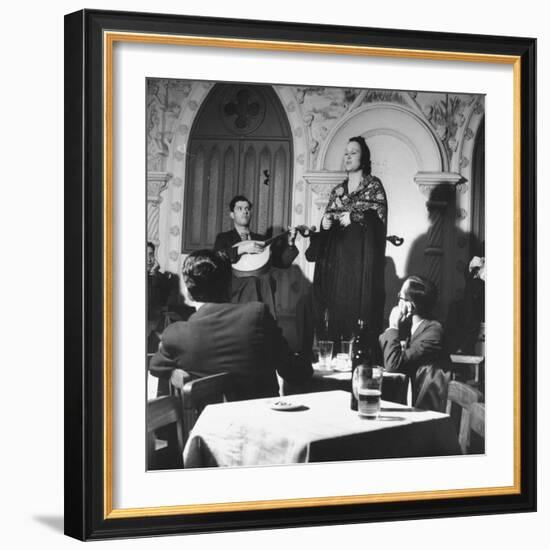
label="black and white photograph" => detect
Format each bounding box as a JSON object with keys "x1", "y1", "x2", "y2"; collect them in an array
[{"x1": 145, "y1": 79, "x2": 486, "y2": 471}]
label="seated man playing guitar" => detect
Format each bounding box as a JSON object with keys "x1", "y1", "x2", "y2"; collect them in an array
[{"x1": 214, "y1": 195, "x2": 298, "y2": 319}]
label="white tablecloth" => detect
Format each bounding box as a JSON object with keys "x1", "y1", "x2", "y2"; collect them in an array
[{"x1": 183, "y1": 390, "x2": 460, "y2": 468}]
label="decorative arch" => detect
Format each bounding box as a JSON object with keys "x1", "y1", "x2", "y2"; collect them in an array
[
  {"x1": 303, "y1": 102, "x2": 463, "y2": 314},
  {"x1": 156, "y1": 81, "x2": 214, "y2": 271},
  {"x1": 317, "y1": 103, "x2": 448, "y2": 173}
]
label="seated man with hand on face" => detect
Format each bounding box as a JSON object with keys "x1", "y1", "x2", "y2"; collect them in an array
[
  {"x1": 379, "y1": 275, "x2": 451, "y2": 412},
  {"x1": 149, "y1": 249, "x2": 312, "y2": 399}
]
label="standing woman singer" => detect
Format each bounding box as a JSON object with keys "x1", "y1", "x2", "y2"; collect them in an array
[{"x1": 306, "y1": 136, "x2": 388, "y2": 347}]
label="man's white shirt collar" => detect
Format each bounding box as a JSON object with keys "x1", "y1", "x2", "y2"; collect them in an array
[{"x1": 411, "y1": 318, "x2": 425, "y2": 336}]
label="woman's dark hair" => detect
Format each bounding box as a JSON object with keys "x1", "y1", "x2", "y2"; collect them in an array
[
  {"x1": 229, "y1": 195, "x2": 252, "y2": 212},
  {"x1": 403, "y1": 275, "x2": 438, "y2": 317},
  {"x1": 181, "y1": 250, "x2": 231, "y2": 303},
  {"x1": 348, "y1": 136, "x2": 372, "y2": 175},
  {"x1": 146, "y1": 241, "x2": 155, "y2": 251}
]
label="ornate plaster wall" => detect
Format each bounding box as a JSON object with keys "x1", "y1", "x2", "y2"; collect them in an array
[{"x1": 146, "y1": 79, "x2": 484, "y2": 325}]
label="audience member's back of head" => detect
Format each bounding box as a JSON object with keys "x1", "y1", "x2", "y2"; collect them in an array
[
  {"x1": 182, "y1": 250, "x2": 231, "y2": 303},
  {"x1": 404, "y1": 275, "x2": 438, "y2": 318}
]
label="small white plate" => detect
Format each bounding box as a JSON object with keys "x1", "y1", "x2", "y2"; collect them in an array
[{"x1": 269, "y1": 400, "x2": 303, "y2": 411}]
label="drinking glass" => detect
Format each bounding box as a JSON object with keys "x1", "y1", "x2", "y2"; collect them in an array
[
  {"x1": 340, "y1": 340, "x2": 353, "y2": 358},
  {"x1": 335, "y1": 353, "x2": 351, "y2": 371},
  {"x1": 317, "y1": 340, "x2": 334, "y2": 371},
  {"x1": 352, "y1": 365, "x2": 384, "y2": 418}
]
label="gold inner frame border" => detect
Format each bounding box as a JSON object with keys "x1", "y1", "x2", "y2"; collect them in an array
[{"x1": 102, "y1": 30, "x2": 522, "y2": 519}]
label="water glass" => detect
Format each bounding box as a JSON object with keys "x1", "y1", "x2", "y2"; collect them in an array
[
  {"x1": 352, "y1": 365, "x2": 384, "y2": 418},
  {"x1": 335, "y1": 353, "x2": 351, "y2": 371},
  {"x1": 317, "y1": 340, "x2": 334, "y2": 371},
  {"x1": 340, "y1": 340, "x2": 353, "y2": 358}
]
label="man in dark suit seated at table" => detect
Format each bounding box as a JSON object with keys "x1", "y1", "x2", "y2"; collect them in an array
[
  {"x1": 379, "y1": 275, "x2": 451, "y2": 412},
  {"x1": 149, "y1": 249, "x2": 312, "y2": 399},
  {"x1": 214, "y1": 195, "x2": 297, "y2": 319}
]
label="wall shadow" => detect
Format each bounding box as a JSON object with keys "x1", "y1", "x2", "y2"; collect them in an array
[
  {"x1": 400, "y1": 184, "x2": 484, "y2": 353},
  {"x1": 383, "y1": 255, "x2": 404, "y2": 323}
]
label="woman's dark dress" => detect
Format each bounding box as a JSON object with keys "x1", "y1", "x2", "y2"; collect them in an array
[{"x1": 306, "y1": 174, "x2": 387, "y2": 344}]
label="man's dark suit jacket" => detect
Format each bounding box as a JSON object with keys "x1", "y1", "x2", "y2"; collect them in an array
[
  {"x1": 150, "y1": 301, "x2": 312, "y2": 400},
  {"x1": 214, "y1": 228, "x2": 298, "y2": 267},
  {"x1": 379, "y1": 319, "x2": 451, "y2": 412}
]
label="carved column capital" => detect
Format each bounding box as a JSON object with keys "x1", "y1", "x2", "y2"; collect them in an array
[
  {"x1": 414, "y1": 171, "x2": 463, "y2": 200},
  {"x1": 303, "y1": 170, "x2": 346, "y2": 207},
  {"x1": 303, "y1": 170, "x2": 346, "y2": 187},
  {"x1": 147, "y1": 171, "x2": 172, "y2": 206}
]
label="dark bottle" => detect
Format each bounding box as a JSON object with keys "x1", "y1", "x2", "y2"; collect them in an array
[
  {"x1": 350, "y1": 319, "x2": 372, "y2": 410},
  {"x1": 316, "y1": 308, "x2": 330, "y2": 342},
  {"x1": 322, "y1": 308, "x2": 330, "y2": 339}
]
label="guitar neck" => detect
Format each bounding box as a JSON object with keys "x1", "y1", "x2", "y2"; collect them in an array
[
  {"x1": 263, "y1": 230, "x2": 289, "y2": 247},
  {"x1": 236, "y1": 225, "x2": 313, "y2": 247}
]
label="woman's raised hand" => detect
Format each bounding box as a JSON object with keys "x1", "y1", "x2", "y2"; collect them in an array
[{"x1": 338, "y1": 212, "x2": 351, "y2": 227}]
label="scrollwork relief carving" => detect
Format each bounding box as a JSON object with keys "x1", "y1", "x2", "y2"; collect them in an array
[
  {"x1": 473, "y1": 101, "x2": 484, "y2": 115},
  {"x1": 459, "y1": 156, "x2": 470, "y2": 169},
  {"x1": 456, "y1": 182, "x2": 469, "y2": 194},
  {"x1": 362, "y1": 89, "x2": 407, "y2": 105},
  {"x1": 147, "y1": 78, "x2": 196, "y2": 172},
  {"x1": 415, "y1": 93, "x2": 481, "y2": 164},
  {"x1": 456, "y1": 208, "x2": 468, "y2": 221}
]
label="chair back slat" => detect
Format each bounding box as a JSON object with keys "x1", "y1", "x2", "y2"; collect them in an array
[
  {"x1": 146, "y1": 395, "x2": 184, "y2": 469},
  {"x1": 470, "y1": 402, "x2": 485, "y2": 438},
  {"x1": 147, "y1": 372, "x2": 236, "y2": 467},
  {"x1": 181, "y1": 372, "x2": 234, "y2": 443},
  {"x1": 182, "y1": 372, "x2": 230, "y2": 411},
  {"x1": 147, "y1": 396, "x2": 182, "y2": 431},
  {"x1": 445, "y1": 380, "x2": 483, "y2": 454}
]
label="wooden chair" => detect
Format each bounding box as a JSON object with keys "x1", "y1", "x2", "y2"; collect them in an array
[
  {"x1": 468, "y1": 402, "x2": 486, "y2": 454},
  {"x1": 147, "y1": 371, "x2": 235, "y2": 468},
  {"x1": 449, "y1": 354, "x2": 485, "y2": 391},
  {"x1": 147, "y1": 395, "x2": 184, "y2": 470},
  {"x1": 181, "y1": 372, "x2": 235, "y2": 443},
  {"x1": 445, "y1": 380, "x2": 483, "y2": 454}
]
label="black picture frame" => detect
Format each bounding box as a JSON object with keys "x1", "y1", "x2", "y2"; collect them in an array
[{"x1": 64, "y1": 9, "x2": 536, "y2": 541}]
